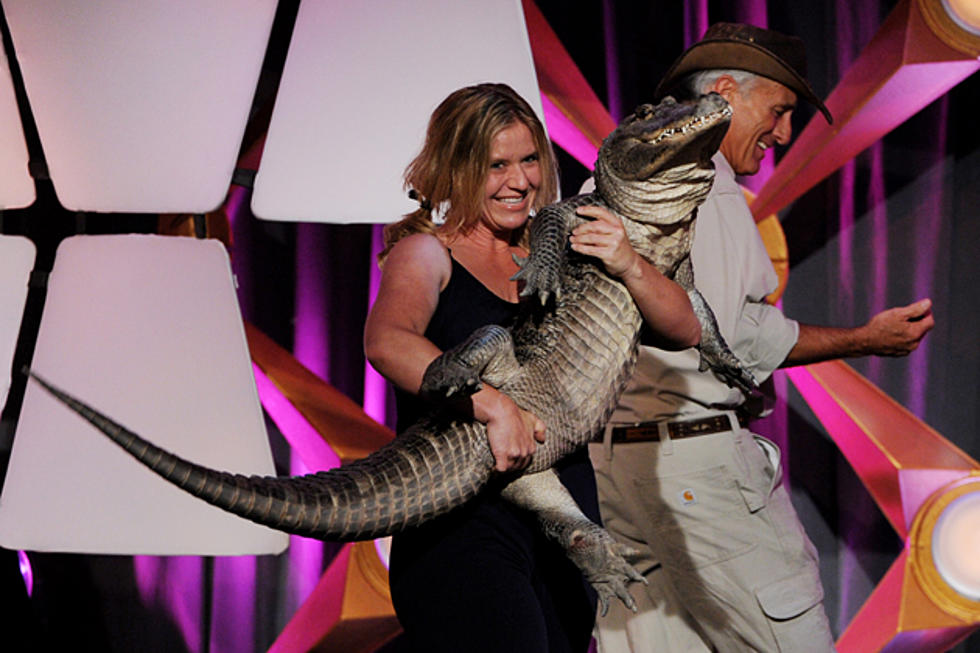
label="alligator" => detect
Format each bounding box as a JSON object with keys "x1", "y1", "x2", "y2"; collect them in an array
[{"x1": 29, "y1": 92, "x2": 754, "y2": 613}]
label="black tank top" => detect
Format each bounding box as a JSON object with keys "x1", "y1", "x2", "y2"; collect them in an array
[{"x1": 394, "y1": 256, "x2": 518, "y2": 431}]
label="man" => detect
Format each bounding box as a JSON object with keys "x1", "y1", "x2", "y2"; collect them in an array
[{"x1": 585, "y1": 23, "x2": 935, "y2": 653}]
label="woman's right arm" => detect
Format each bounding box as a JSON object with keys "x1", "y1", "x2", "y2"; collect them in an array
[
  {"x1": 364, "y1": 234, "x2": 544, "y2": 472},
  {"x1": 364, "y1": 234, "x2": 449, "y2": 394}
]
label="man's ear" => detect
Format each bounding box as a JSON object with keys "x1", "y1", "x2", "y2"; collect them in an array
[{"x1": 710, "y1": 74, "x2": 738, "y2": 104}]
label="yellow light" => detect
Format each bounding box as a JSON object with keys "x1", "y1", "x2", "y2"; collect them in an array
[
  {"x1": 932, "y1": 490, "x2": 980, "y2": 601},
  {"x1": 944, "y1": 0, "x2": 980, "y2": 34}
]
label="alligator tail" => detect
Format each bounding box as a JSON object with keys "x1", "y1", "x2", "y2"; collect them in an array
[{"x1": 29, "y1": 372, "x2": 494, "y2": 541}]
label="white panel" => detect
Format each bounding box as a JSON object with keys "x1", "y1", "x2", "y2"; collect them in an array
[
  {"x1": 252, "y1": 0, "x2": 543, "y2": 223},
  {"x1": 1, "y1": 0, "x2": 277, "y2": 213},
  {"x1": 0, "y1": 46, "x2": 34, "y2": 209},
  {"x1": 0, "y1": 235, "x2": 287, "y2": 555},
  {"x1": 0, "y1": 236, "x2": 35, "y2": 409}
]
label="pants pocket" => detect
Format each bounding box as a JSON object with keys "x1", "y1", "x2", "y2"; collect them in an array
[
  {"x1": 755, "y1": 569, "x2": 836, "y2": 652},
  {"x1": 732, "y1": 431, "x2": 781, "y2": 513},
  {"x1": 633, "y1": 464, "x2": 756, "y2": 570}
]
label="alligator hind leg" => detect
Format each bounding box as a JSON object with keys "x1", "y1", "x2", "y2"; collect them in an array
[
  {"x1": 420, "y1": 324, "x2": 521, "y2": 401},
  {"x1": 501, "y1": 469, "x2": 644, "y2": 615}
]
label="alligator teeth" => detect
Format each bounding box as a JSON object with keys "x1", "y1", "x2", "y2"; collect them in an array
[{"x1": 648, "y1": 104, "x2": 732, "y2": 145}]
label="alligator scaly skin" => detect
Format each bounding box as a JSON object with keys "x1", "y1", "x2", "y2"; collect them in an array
[{"x1": 31, "y1": 92, "x2": 755, "y2": 611}]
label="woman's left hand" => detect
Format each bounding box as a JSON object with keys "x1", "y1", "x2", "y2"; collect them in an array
[
  {"x1": 570, "y1": 204, "x2": 701, "y2": 350},
  {"x1": 569, "y1": 205, "x2": 641, "y2": 281}
]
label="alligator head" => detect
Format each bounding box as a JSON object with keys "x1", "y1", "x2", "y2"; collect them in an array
[{"x1": 594, "y1": 93, "x2": 731, "y2": 224}]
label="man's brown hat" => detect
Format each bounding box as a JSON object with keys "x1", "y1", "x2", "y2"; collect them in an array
[{"x1": 655, "y1": 22, "x2": 833, "y2": 124}]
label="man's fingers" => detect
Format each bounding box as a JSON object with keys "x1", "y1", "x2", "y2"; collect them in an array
[{"x1": 905, "y1": 298, "x2": 932, "y2": 321}]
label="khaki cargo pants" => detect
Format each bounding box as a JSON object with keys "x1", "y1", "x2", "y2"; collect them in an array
[{"x1": 589, "y1": 418, "x2": 836, "y2": 652}]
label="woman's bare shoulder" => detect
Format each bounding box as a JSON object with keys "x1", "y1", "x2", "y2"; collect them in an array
[
  {"x1": 383, "y1": 233, "x2": 452, "y2": 287},
  {"x1": 390, "y1": 232, "x2": 450, "y2": 258}
]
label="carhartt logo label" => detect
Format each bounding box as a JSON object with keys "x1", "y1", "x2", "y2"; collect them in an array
[{"x1": 680, "y1": 488, "x2": 697, "y2": 506}]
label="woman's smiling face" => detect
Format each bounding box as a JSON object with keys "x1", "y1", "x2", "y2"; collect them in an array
[{"x1": 481, "y1": 121, "x2": 541, "y2": 234}]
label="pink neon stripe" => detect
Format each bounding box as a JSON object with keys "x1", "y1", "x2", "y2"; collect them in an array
[
  {"x1": 133, "y1": 556, "x2": 203, "y2": 653},
  {"x1": 363, "y1": 223, "x2": 388, "y2": 424},
  {"x1": 785, "y1": 366, "x2": 905, "y2": 536},
  {"x1": 540, "y1": 93, "x2": 599, "y2": 171},
  {"x1": 252, "y1": 362, "x2": 341, "y2": 472},
  {"x1": 17, "y1": 550, "x2": 32, "y2": 597}
]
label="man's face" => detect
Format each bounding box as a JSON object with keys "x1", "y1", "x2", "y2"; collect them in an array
[{"x1": 718, "y1": 76, "x2": 796, "y2": 176}]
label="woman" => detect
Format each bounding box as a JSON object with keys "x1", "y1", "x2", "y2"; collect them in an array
[{"x1": 364, "y1": 83, "x2": 699, "y2": 652}]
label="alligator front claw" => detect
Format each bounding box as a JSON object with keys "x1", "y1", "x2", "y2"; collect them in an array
[
  {"x1": 512, "y1": 204, "x2": 571, "y2": 305},
  {"x1": 420, "y1": 356, "x2": 482, "y2": 401},
  {"x1": 513, "y1": 252, "x2": 561, "y2": 305},
  {"x1": 419, "y1": 324, "x2": 520, "y2": 401},
  {"x1": 697, "y1": 344, "x2": 757, "y2": 395}
]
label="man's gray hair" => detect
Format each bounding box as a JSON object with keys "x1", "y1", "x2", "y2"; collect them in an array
[{"x1": 676, "y1": 69, "x2": 760, "y2": 99}]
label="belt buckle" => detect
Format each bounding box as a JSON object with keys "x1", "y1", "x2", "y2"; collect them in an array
[
  {"x1": 669, "y1": 415, "x2": 729, "y2": 439},
  {"x1": 622, "y1": 423, "x2": 658, "y2": 442},
  {"x1": 610, "y1": 422, "x2": 658, "y2": 443}
]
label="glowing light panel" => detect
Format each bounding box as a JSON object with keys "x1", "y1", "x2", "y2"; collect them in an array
[
  {"x1": 2, "y1": 0, "x2": 277, "y2": 213},
  {"x1": 944, "y1": 0, "x2": 980, "y2": 33},
  {"x1": 252, "y1": 0, "x2": 543, "y2": 223},
  {"x1": 0, "y1": 235, "x2": 287, "y2": 554}
]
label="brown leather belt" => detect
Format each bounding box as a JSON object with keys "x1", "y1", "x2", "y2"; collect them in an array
[{"x1": 610, "y1": 413, "x2": 747, "y2": 444}]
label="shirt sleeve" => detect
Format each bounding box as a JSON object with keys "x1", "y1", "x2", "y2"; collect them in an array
[{"x1": 733, "y1": 299, "x2": 798, "y2": 384}]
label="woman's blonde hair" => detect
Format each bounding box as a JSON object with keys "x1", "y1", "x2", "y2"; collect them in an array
[{"x1": 379, "y1": 83, "x2": 557, "y2": 263}]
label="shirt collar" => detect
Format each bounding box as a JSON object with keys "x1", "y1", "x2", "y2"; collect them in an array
[
  {"x1": 713, "y1": 151, "x2": 734, "y2": 178},
  {"x1": 711, "y1": 151, "x2": 739, "y2": 192}
]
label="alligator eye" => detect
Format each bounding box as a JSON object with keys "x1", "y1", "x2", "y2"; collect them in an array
[{"x1": 634, "y1": 104, "x2": 654, "y2": 120}]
